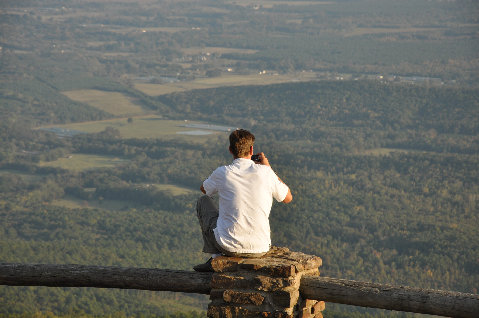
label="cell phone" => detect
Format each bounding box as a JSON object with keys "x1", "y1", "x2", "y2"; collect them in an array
[{"x1": 251, "y1": 154, "x2": 261, "y2": 162}]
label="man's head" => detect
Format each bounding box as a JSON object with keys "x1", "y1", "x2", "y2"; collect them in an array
[{"x1": 229, "y1": 129, "x2": 255, "y2": 158}]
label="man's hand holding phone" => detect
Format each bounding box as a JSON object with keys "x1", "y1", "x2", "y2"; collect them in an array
[{"x1": 252, "y1": 152, "x2": 270, "y2": 167}]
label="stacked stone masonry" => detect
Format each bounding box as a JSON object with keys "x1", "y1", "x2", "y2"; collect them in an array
[{"x1": 207, "y1": 246, "x2": 324, "y2": 318}]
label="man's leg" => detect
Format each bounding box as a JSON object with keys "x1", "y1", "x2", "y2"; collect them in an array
[
  {"x1": 196, "y1": 195, "x2": 268, "y2": 261},
  {"x1": 196, "y1": 195, "x2": 222, "y2": 254},
  {"x1": 222, "y1": 250, "x2": 267, "y2": 258}
]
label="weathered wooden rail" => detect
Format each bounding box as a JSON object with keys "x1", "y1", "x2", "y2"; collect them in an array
[
  {"x1": 300, "y1": 276, "x2": 479, "y2": 318},
  {"x1": 0, "y1": 263, "x2": 212, "y2": 294},
  {"x1": 1, "y1": 262, "x2": 478, "y2": 317}
]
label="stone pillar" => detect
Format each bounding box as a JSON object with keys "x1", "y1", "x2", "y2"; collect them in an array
[{"x1": 207, "y1": 246, "x2": 324, "y2": 318}]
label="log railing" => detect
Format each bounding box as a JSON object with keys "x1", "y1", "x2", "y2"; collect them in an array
[
  {"x1": 1, "y1": 262, "x2": 478, "y2": 318},
  {"x1": 0, "y1": 263, "x2": 212, "y2": 294},
  {"x1": 300, "y1": 275, "x2": 479, "y2": 318}
]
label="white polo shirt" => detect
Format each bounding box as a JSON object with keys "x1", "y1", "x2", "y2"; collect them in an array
[{"x1": 202, "y1": 158, "x2": 290, "y2": 254}]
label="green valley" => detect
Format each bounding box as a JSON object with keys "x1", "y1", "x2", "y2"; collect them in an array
[{"x1": 0, "y1": 0, "x2": 478, "y2": 317}]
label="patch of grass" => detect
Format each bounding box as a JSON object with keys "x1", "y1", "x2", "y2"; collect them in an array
[
  {"x1": 181, "y1": 46, "x2": 258, "y2": 55},
  {"x1": 135, "y1": 72, "x2": 317, "y2": 96},
  {"x1": 133, "y1": 84, "x2": 191, "y2": 96},
  {"x1": 39, "y1": 116, "x2": 228, "y2": 141},
  {"x1": 106, "y1": 26, "x2": 189, "y2": 34},
  {"x1": 358, "y1": 148, "x2": 417, "y2": 156},
  {"x1": 51, "y1": 196, "x2": 142, "y2": 211},
  {"x1": 38, "y1": 154, "x2": 129, "y2": 171},
  {"x1": 52, "y1": 183, "x2": 195, "y2": 211},
  {"x1": 359, "y1": 148, "x2": 449, "y2": 156},
  {"x1": 227, "y1": 0, "x2": 333, "y2": 8},
  {"x1": 344, "y1": 27, "x2": 446, "y2": 37},
  {"x1": 62, "y1": 89, "x2": 146, "y2": 116},
  {"x1": 152, "y1": 184, "x2": 195, "y2": 196}
]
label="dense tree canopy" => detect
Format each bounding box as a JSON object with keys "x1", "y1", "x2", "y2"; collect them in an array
[{"x1": 1, "y1": 79, "x2": 478, "y2": 317}]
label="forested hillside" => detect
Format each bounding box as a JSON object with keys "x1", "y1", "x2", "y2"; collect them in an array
[
  {"x1": 159, "y1": 81, "x2": 479, "y2": 153},
  {"x1": 1, "y1": 79, "x2": 478, "y2": 317}
]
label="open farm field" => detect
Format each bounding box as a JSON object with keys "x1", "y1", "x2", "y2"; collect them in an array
[
  {"x1": 153, "y1": 183, "x2": 195, "y2": 196},
  {"x1": 40, "y1": 116, "x2": 232, "y2": 141},
  {"x1": 52, "y1": 182, "x2": 194, "y2": 210},
  {"x1": 228, "y1": 0, "x2": 334, "y2": 8},
  {"x1": 105, "y1": 26, "x2": 189, "y2": 34},
  {"x1": 86, "y1": 41, "x2": 117, "y2": 48},
  {"x1": 344, "y1": 27, "x2": 448, "y2": 37},
  {"x1": 38, "y1": 12, "x2": 106, "y2": 23},
  {"x1": 358, "y1": 148, "x2": 420, "y2": 156},
  {"x1": 62, "y1": 89, "x2": 146, "y2": 116},
  {"x1": 51, "y1": 196, "x2": 137, "y2": 211},
  {"x1": 135, "y1": 72, "x2": 317, "y2": 96},
  {"x1": 38, "y1": 154, "x2": 129, "y2": 172},
  {"x1": 182, "y1": 47, "x2": 258, "y2": 55}
]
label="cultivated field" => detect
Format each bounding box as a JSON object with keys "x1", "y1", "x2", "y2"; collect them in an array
[
  {"x1": 358, "y1": 148, "x2": 421, "y2": 156},
  {"x1": 38, "y1": 154, "x2": 129, "y2": 171},
  {"x1": 62, "y1": 89, "x2": 146, "y2": 116},
  {"x1": 227, "y1": 0, "x2": 334, "y2": 8},
  {"x1": 52, "y1": 182, "x2": 195, "y2": 211},
  {"x1": 152, "y1": 184, "x2": 195, "y2": 196},
  {"x1": 344, "y1": 27, "x2": 447, "y2": 37},
  {"x1": 105, "y1": 26, "x2": 190, "y2": 34},
  {"x1": 135, "y1": 72, "x2": 317, "y2": 96},
  {"x1": 51, "y1": 196, "x2": 137, "y2": 211},
  {"x1": 181, "y1": 47, "x2": 258, "y2": 55},
  {"x1": 39, "y1": 115, "x2": 230, "y2": 141}
]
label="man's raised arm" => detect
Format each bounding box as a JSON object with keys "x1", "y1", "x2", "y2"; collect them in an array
[{"x1": 255, "y1": 152, "x2": 292, "y2": 204}]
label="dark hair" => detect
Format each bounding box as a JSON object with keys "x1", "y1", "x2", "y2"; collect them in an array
[{"x1": 229, "y1": 129, "x2": 255, "y2": 158}]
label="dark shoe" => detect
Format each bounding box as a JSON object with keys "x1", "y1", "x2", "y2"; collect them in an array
[{"x1": 193, "y1": 257, "x2": 213, "y2": 272}]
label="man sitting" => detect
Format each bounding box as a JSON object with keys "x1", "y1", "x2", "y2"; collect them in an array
[{"x1": 194, "y1": 129, "x2": 292, "y2": 272}]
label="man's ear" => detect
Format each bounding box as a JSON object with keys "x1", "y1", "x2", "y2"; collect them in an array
[{"x1": 249, "y1": 146, "x2": 254, "y2": 155}]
